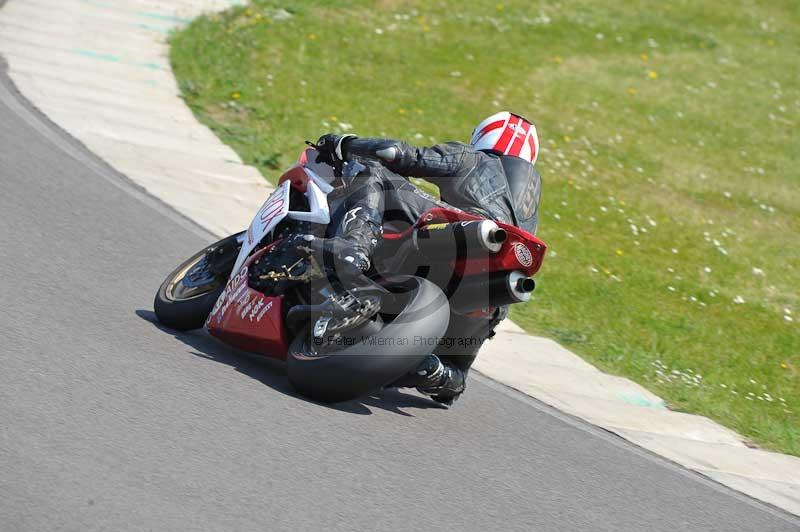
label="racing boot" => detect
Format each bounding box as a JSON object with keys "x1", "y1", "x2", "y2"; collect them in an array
[{"x1": 393, "y1": 354, "x2": 466, "y2": 406}]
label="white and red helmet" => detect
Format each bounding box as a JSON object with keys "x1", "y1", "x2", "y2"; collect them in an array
[{"x1": 469, "y1": 111, "x2": 539, "y2": 165}]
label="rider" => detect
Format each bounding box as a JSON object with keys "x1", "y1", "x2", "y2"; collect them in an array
[{"x1": 306, "y1": 111, "x2": 542, "y2": 405}]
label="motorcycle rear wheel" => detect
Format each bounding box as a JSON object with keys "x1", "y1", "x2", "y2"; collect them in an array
[
  {"x1": 287, "y1": 275, "x2": 451, "y2": 403},
  {"x1": 154, "y1": 233, "x2": 242, "y2": 331}
]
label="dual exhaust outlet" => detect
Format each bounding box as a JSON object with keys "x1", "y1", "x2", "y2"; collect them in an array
[{"x1": 412, "y1": 220, "x2": 535, "y2": 313}]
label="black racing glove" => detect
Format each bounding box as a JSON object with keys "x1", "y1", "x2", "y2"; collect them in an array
[{"x1": 314, "y1": 134, "x2": 356, "y2": 167}]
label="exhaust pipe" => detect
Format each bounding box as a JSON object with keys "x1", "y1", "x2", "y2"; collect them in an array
[
  {"x1": 447, "y1": 270, "x2": 535, "y2": 314},
  {"x1": 413, "y1": 220, "x2": 506, "y2": 260}
]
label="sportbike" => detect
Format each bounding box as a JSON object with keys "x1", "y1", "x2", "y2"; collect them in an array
[{"x1": 154, "y1": 147, "x2": 546, "y2": 402}]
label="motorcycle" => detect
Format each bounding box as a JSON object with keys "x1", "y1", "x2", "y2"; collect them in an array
[{"x1": 154, "y1": 147, "x2": 546, "y2": 403}]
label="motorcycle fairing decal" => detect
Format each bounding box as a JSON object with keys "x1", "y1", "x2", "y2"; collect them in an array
[
  {"x1": 231, "y1": 181, "x2": 292, "y2": 275},
  {"x1": 232, "y1": 167, "x2": 334, "y2": 277},
  {"x1": 207, "y1": 245, "x2": 289, "y2": 359},
  {"x1": 207, "y1": 288, "x2": 288, "y2": 360},
  {"x1": 207, "y1": 265, "x2": 250, "y2": 325},
  {"x1": 513, "y1": 242, "x2": 534, "y2": 268}
]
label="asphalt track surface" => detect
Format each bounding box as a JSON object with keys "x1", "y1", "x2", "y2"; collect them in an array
[{"x1": 1, "y1": 61, "x2": 798, "y2": 532}]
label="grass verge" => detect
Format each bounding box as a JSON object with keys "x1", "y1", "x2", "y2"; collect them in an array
[{"x1": 169, "y1": 0, "x2": 799, "y2": 454}]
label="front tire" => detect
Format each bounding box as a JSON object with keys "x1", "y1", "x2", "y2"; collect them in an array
[
  {"x1": 287, "y1": 275, "x2": 451, "y2": 403},
  {"x1": 154, "y1": 233, "x2": 243, "y2": 331}
]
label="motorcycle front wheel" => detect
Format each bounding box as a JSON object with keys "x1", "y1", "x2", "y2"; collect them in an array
[{"x1": 153, "y1": 232, "x2": 243, "y2": 331}]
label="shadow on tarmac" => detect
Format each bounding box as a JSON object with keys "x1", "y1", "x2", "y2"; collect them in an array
[{"x1": 135, "y1": 309, "x2": 445, "y2": 417}]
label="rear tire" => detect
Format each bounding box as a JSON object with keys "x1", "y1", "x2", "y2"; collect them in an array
[
  {"x1": 154, "y1": 233, "x2": 242, "y2": 331},
  {"x1": 287, "y1": 275, "x2": 450, "y2": 403}
]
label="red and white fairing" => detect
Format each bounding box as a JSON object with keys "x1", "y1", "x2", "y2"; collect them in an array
[
  {"x1": 231, "y1": 167, "x2": 333, "y2": 276},
  {"x1": 205, "y1": 164, "x2": 334, "y2": 359},
  {"x1": 205, "y1": 249, "x2": 288, "y2": 358}
]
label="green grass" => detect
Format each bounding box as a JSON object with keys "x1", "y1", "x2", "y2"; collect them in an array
[{"x1": 170, "y1": 0, "x2": 800, "y2": 454}]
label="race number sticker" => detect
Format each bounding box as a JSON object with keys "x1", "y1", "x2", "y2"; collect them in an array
[{"x1": 231, "y1": 181, "x2": 291, "y2": 275}]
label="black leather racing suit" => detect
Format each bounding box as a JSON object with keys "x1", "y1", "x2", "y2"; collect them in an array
[{"x1": 326, "y1": 137, "x2": 542, "y2": 378}]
